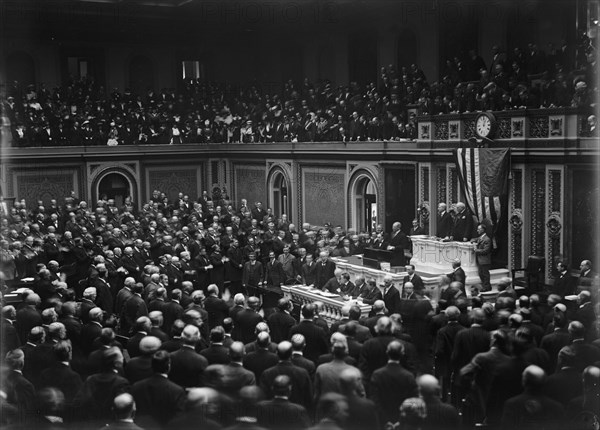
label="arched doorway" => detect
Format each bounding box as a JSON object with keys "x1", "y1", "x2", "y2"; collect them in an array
[
  {"x1": 270, "y1": 170, "x2": 290, "y2": 219},
  {"x1": 98, "y1": 173, "x2": 131, "y2": 208},
  {"x1": 351, "y1": 174, "x2": 377, "y2": 233}
]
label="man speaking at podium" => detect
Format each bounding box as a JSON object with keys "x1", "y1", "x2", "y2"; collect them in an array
[{"x1": 387, "y1": 222, "x2": 410, "y2": 266}]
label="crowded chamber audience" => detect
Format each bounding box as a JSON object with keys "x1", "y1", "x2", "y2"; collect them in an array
[
  {"x1": 0, "y1": 188, "x2": 598, "y2": 429},
  {"x1": 3, "y1": 38, "x2": 598, "y2": 147}
]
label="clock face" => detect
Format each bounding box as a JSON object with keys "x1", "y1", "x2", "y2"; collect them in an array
[{"x1": 476, "y1": 115, "x2": 492, "y2": 137}]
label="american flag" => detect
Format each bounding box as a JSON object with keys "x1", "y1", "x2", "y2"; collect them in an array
[{"x1": 454, "y1": 147, "x2": 510, "y2": 230}]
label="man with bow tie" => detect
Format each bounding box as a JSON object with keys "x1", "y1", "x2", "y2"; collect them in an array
[{"x1": 553, "y1": 261, "x2": 575, "y2": 297}]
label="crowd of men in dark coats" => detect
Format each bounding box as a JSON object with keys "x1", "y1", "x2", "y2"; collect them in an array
[{"x1": 0, "y1": 190, "x2": 599, "y2": 430}]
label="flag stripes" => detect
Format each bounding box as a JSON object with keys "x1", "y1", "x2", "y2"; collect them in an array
[{"x1": 454, "y1": 148, "x2": 510, "y2": 230}]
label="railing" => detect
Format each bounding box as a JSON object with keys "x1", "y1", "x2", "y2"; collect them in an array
[{"x1": 416, "y1": 108, "x2": 589, "y2": 142}]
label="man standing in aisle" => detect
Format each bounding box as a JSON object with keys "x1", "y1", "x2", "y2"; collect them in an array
[{"x1": 473, "y1": 224, "x2": 492, "y2": 292}]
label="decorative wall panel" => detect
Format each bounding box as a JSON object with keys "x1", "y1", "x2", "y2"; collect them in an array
[
  {"x1": 302, "y1": 166, "x2": 345, "y2": 227},
  {"x1": 147, "y1": 167, "x2": 200, "y2": 203},
  {"x1": 234, "y1": 165, "x2": 266, "y2": 209},
  {"x1": 14, "y1": 170, "x2": 78, "y2": 207},
  {"x1": 437, "y1": 166, "x2": 447, "y2": 205},
  {"x1": 509, "y1": 168, "x2": 523, "y2": 270},
  {"x1": 530, "y1": 169, "x2": 546, "y2": 258},
  {"x1": 546, "y1": 167, "x2": 563, "y2": 280}
]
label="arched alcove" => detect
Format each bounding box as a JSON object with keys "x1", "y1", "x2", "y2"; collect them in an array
[
  {"x1": 349, "y1": 169, "x2": 379, "y2": 233},
  {"x1": 268, "y1": 168, "x2": 291, "y2": 220}
]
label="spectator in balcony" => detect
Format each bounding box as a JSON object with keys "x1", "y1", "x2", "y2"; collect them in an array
[
  {"x1": 584, "y1": 115, "x2": 598, "y2": 137},
  {"x1": 571, "y1": 81, "x2": 591, "y2": 109},
  {"x1": 468, "y1": 50, "x2": 487, "y2": 81}
]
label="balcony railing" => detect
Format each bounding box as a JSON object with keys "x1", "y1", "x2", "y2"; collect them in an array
[{"x1": 416, "y1": 108, "x2": 589, "y2": 142}]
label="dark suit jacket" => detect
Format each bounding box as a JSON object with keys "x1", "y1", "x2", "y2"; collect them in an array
[
  {"x1": 72, "y1": 371, "x2": 130, "y2": 422},
  {"x1": 124, "y1": 355, "x2": 154, "y2": 384},
  {"x1": 540, "y1": 329, "x2": 571, "y2": 371},
  {"x1": 501, "y1": 391, "x2": 565, "y2": 428},
  {"x1": 16, "y1": 305, "x2": 42, "y2": 344},
  {"x1": 289, "y1": 320, "x2": 329, "y2": 364},
  {"x1": 161, "y1": 300, "x2": 184, "y2": 335},
  {"x1": 545, "y1": 367, "x2": 583, "y2": 405},
  {"x1": 437, "y1": 211, "x2": 454, "y2": 238},
  {"x1": 382, "y1": 286, "x2": 401, "y2": 314},
  {"x1": 403, "y1": 274, "x2": 424, "y2": 293},
  {"x1": 257, "y1": 397, "x2": 311, "y2": 430},
  {"x1": 267, "y1": 310, "x2": 296, "y2": 343},
  {"x1": 359, "y1": 335, "x2": 418, "y2": 382},
  {"x1": 242, "y1": 261, "x2": 264, "y2": 286},
  {"x1": 200, "y1": 344, "x2": 231, "y2": 365},
  {"x1": 235, "y1": 309, "x2": 264, "y2": 344},
  {"x1": 260, "y1": 361, "x2": 313, "y2": 409},
  {"x1": 221, "y1": 362, "x2": 256, "y2": 398},
  {"x1": 370, "y1": 362, "x2": 418, "y2": 423},
  {"x1": 243, "y1": 348, "x2": 279, "y2": 380},
  {"x1": 474, "y1": 234, "x2": 492, "y2": 265},
  {"x1": 314, "y1": 260, "x2": 336, "y2": 289},
  {"x1": 452, "y1": 210, "x2": 474, "y2": 241},
  {"x1": 423, "y1": 397, "x2": 460, "y2": 430},
  {"x1": 291, "y1": 353, "x2": 316, "y2": 379},
  {"x1": 131, "y1": 374, "x2": 186, "y2": 426},
  {"x1": 3, "y1": 370, "x2": 37, "y2": 423},
  {"x1": 448, "y1": 267, "x2": 466, "y2": 285},
  {"x1": 204, "y1": 295, "x2": 230, "y2": 329},
  {"x1": 126, "y1": 331, "x2": 147, "y2": 359},
  {"x1": 553, "y1": 271, "x2": 576, "y2": 297},
  {"x1": 80, "y1": 321, "x2": 103, "y2": 355},
  {"x1": 39, "y1": 362, "x2": 83, "y2": 404},
  {"x1": 169, "y1": 345, "x2": 209, "y2": 388},
  {"x1": 265, "y1": 259, "x2": 286, "y2": 288},
  {"x1": 1, "y1": 319, "x2": 20, "y2": 355},
  {"x1": 301, "y1": 261, "x2": 317, "y2": 286},
  {"x1": 345, "y1": 393, "x2": 380, "y2": 430},
  {"x1": 451, "y1": 325, "x2": 491, "y2": 372}
]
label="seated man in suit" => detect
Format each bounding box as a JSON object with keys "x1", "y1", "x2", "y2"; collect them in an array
[
  {"x1": 554, "y1": 261, "x2": 576, "y2": 297},
  {"x1": 577, "y1": 260, "x2": 597, "y2": 289}
]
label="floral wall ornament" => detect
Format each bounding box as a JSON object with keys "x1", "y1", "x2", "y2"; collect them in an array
[
  {"x1": 546, "y1": 212, "x2": 562, "y2": 238},
  {"x1": 509, "y1": 209, "x2": 523, "y2": 233}
]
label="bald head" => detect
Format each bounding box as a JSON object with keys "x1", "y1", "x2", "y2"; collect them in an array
[
  {"x1": 139, "y1": 336, "x2": 161, "y2": 355},
  {"x1": 186, "y1": 387, "x2": 220, "y2": 411},
  {"x1": 373, "y1": 300, "x2": 386, "y2": 313},
  {"x1": 113, "y1": 393, "x2": 136, "y2": 420},
  {"x1": 229, "y1": 341, "x2": 245, "y2": 362},
  {"x1": 522, "y1": 365, "x2": 546, "y2": 391},
  {"x1": 277, "y1": 341, "x2": 293, "y2": 360},
  {"x1": 339, "y1": 366, "x2": 362, "y2": 394},
  {"x1": 234, "y1": 293, "x2": 245, "y2": 306},
  {"x1": 387, "y1": 340, "x2": 405, "y2": 360},
  {"x1": 375, "y1": 316, "x2": 393, "y2": 335},
  {"x1": 248, "y1": 296, "x2": 260, "y2": 310},
  {"x1": 272, "y1": 375, "x2": 292, "y2": 396},
  {"x1": 182, "y1": 324, "x2": 200, "y2": 344},
  {"x1": 417, "y1": 374, "x2": 440, "y2": 398}
]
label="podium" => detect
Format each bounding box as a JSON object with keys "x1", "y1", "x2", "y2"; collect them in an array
[{"x1": 363, "y1": 247, "x2": 404, "y2": 269}]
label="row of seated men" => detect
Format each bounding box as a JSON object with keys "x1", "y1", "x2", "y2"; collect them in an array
[{"x1": 1, "y1": 270, "x2": 599, "y2": 430}]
